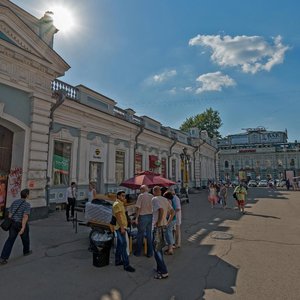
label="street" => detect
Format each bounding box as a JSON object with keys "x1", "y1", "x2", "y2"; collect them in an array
[{"x1": 0, "y1": 188, "x2": 300, "y2": 300}]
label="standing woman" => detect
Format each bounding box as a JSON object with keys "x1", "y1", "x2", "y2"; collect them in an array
[
  {"x1": 0, "y1": 189, "x2": 32, "y2": 265},
  {"x1": 87, "y1": 182, "x2": 96, "y2": 203},
  {"x1": 208, "y1": 183, "x2": 218, "y2": 208}
]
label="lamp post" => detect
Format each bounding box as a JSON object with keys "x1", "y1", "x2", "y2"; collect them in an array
[{"x1": 180, "y1": 147, "x2": 191, "y2": 189}]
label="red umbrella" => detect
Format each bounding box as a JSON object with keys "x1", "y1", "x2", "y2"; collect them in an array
[{"x1": 120, "y1": 171, "x2": 176, "y2": 190}]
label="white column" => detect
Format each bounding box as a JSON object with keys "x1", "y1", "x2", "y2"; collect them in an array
[
  {"x1": 107, "y1": 137, "x2": 115, "y2": 184},
  {"x1": 77, "y1": 129, "x2": 88, "y2": 185}
]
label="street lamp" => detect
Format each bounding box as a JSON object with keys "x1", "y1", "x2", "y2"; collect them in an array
[{"x1": 180, "y1": 147, "x2": 191, "y2": 189}]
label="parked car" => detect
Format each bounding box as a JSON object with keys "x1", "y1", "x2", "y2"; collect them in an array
[
  {"x1": 277, "y1": 179, "x2": 286, "y2": 187},
  {"x1": 248, "y1": 180, "x2": 257, "y2": 187},
  {"x1": 258, "y1": 179, "x2": 268, "y2": 187}
]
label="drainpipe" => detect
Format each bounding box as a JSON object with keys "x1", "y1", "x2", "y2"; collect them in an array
[
  {"x1": 193, "y1": 145, "x2": 198, "y2": 186},
  {"x1": 133, "y1": 124, "x2": 144, "y2": 175},
  {"x1": 45, "y1": 90, "x2": 67, "y2": 207},
  {"x1": 168, "y1": 138, "x2": 177, "y2": 179}
]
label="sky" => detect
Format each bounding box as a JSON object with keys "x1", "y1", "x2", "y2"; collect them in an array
[{"x1": 12, "y1": 0, "x2": 300, "y2": 142}]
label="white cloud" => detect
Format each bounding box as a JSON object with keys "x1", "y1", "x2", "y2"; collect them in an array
[
  {"x1": 150, "y1": 69, "x2": 177, "y2": 84},
  {"x1": 167, "y1": 87, "x2": 177, "y2": 94},
  {"x1": 195, "y1": 71, "x2": 236, "y2": 94},
  {"x1": 189, "y1": 34, "x2": 290, "y2": 74},
  {"x1": 184, "y1": 86, "x2": 193, "y2": 92}
]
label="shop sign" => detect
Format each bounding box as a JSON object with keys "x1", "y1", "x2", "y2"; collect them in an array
[{"x1": 90, "y1": 145, "x2": 104, "y2": 162}]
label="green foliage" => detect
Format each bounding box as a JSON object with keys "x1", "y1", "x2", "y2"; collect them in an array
[{"x1": 179, "y1": 108, "x2": 222, "y2": 138}]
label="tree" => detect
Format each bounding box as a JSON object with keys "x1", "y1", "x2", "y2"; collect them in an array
[{"x1": 179, "y1": 108, "x2": 222, "y2": 138}]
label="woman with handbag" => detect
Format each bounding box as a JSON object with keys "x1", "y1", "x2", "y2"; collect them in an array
[{"x1": 0, "y1": 189, "x2": 32, "y2": 265}]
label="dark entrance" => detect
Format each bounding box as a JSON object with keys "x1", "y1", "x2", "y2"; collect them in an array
[{"x1": 0, "y1": 125, "x2": 13, "y2": 218}]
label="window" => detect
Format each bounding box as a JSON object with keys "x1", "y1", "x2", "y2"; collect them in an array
[
  {"x1": 290, "y1": 159, "x2": 295, "y2": 167},
  {"x1": 115, "y1": 151, "x2": 125, "y2": 184},
  {"x1": 224, "y1": 161, "x2": 229, "y2": 168},
  {"x1": 149, "y1": 155, "x2": 158, "y2": 172},
  {"x1": 135, "y1": 153, "x2": 143, "y2": 174},
  {"x1": 53, "y1": 141, "x2": 71, "y2": 185}
]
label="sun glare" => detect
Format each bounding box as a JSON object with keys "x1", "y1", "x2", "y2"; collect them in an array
[{"x1": 49, "y1": 5, "x2": 76, "y2": 33}]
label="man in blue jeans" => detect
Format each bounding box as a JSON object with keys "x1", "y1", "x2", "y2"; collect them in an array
[
  {"x1": 112, "y1": 191, "x2": 135, "y2": 272},
  {"x1": 0, "y1": 189, "x2": 32, "y2": 265},
  {"x1": 134, "y1": 185, "x2": 153, "y2": 257},
  {"x1": 152, "y1": 186, "x2": 175, "y2": 279}
]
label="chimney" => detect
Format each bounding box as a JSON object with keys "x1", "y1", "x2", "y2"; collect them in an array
[{"x1": 38, "y1": 11, "x2": 58, "y2": 48}]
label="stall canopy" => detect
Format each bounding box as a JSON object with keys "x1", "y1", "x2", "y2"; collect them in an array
[{"x1": 120, "y1": 171, "x2": 176, "y2": 190}]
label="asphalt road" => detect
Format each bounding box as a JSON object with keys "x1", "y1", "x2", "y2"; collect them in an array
[{"x1": 0, "y1": 187, "x2": 299, "y2": 300}]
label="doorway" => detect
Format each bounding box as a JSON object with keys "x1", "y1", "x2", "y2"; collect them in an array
[
  {"x1": 0, "y1": 125, "x2": 13, "y2": 218},
  {"x1": 89, "y1": 162, "x2": 103, "y2": 194}
]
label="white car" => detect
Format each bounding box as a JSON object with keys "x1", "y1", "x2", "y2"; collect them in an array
[
  {"x1": 258, "y1": 180, "x2": 268, "y2": 187},
  {"x1": 248, "y1": 180, "x2": 257, "y2": 187},
  {"x1": 277, "y1": 180, "x2": 286, "y2": 187}
]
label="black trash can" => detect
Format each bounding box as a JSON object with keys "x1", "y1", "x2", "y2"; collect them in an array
[{"x1": 89, "y1": 229, "x2": 113, "y2": 267}]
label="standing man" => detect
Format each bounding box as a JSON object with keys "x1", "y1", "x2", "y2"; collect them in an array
[
  {"x1": 234, "y1": 182, "x2": 247, "y2": 214},
  {"x1": 171, "y1": 189, "x2": 182, "y2": 248},
  {"x1": 0, "y1": 189, "x2": 32, "y2": 265},
  {"x1": 134, "y1": 185, "x2": 153, "y2": 257},
  {"x1": 112, "y1": 190, "x2": 135, "y2": 272},
  {"x1": 152, "y1": 186, "x2": 175, "y2": 279},
  {"x1": 66, "y1": 182, "x2": 76, "y2": 221}
]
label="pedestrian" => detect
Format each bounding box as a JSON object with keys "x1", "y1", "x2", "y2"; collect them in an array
[
  {"x1": 233, "y1": 182, "x2": 247, "y2": 214},
  {"x1": 87, "y1": 182, "x2": 96, "y2": 203},
  {"x1": 208, "y1": 183, "x2": 218, "y2": 208},
  {"x1": 66, "y1": 182, "x2": 76, "y2": 221},
  {"x1": 163, "y1": 191, "x2": 176, "y2": 255},
  {"x1": 112, "y1": 190, "x2": 135, "y2": 272},
  {"x1": 171, "y1": 189, "x2": 182, "y2": 248},
  {"x1": 0, "y1": 188, "x2": 32, "y2": 265},
  {"x1": 286, "y1": 179, "x2": 290, "y2": 190},
  {"x1": 152, "y1": 186, "x2": 175, "y2": 279},
  {"x1": 133, "y1": 185, "x2": 153, "y2": 257},
  {"x1": 219, "y1": 184, "x2": 228, "y2": 209}
]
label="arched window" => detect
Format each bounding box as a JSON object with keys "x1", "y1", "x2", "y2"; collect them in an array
[{"x1": 224, "y1": 161, "x2": 229, "y2": 168}]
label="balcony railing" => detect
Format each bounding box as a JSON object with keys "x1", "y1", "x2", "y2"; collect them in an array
[{"x1": 51, "y1": 79, "x2": 79, "y2": 100}]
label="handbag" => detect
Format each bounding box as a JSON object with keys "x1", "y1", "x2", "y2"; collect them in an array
[
  {"x1": 0, "y1": 218, "x2": 13, "y2": 231},
  {"x1": 0, "y1": 200, "x2": 25, "y2": 231},
  {"x1": 233, "y1": 192, "x2": 237, "y2": 200}
]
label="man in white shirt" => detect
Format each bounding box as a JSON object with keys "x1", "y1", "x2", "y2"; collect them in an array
[
  {"x1": 152, "y1": 186, "x2": 174, "y2": 279},
  {"x1": 134, "y1": 185, "x2": 153, "y2": 257},
  {"x1": 66, "y1": 182, "x2": 76, "y2": 221}
]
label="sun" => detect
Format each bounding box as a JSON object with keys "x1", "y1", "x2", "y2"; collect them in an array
[{"x1": 49, "y1": 5, "x2": 76, "y2": 33}]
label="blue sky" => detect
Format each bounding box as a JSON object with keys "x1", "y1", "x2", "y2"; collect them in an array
[{"x1": 13, "y1": 0, "x2": 300, "y2": 141}]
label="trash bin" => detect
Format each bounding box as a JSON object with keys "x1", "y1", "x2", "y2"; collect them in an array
[{"x1": 89, "y1": 229, "x2": 113, "y2": 267}]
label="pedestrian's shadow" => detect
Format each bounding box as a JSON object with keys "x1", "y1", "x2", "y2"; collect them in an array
[{"x1": 244, "y1": 212, "x2": 280, "y2": 219}]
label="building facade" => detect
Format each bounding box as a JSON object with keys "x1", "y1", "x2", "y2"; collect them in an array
[
  {"x1": 0, "y1": 1, "x2": 217, "y2": 219},
  {"x1": 218, "y1": 127, "x2": 300, "y2": 182}
]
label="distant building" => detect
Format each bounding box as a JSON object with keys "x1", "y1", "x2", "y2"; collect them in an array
[{"x1": 218, "y1": 127, "x2": 300, "y2": 182}]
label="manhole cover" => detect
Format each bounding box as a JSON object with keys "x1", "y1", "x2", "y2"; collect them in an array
[{"x1": 211, "y1": 232, "x2": 233, "y2": 240}]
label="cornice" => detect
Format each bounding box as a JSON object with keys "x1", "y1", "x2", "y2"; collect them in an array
[{"x1": 0, "y1": 6, "x2": 69, "y2": 74}]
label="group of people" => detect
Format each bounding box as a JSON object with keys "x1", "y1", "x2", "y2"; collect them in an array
[
  {"x1": 208, "y1": 183, "x2": 228, "y2": 209},
  {"x1": 112, "y1": 185, "x2": 182, "y2": 279},
  {"x1": 208, "y1": 182, "x2": 248, "y2": 214}
]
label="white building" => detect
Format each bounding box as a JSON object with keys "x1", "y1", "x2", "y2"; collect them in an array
[{"x1": 0, "y1": 1, "x2": 217, "y2": 219}]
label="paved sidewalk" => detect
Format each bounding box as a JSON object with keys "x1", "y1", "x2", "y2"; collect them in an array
[{"x1": 0, "y1": 189, "x2": 300, "y2": 300}]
